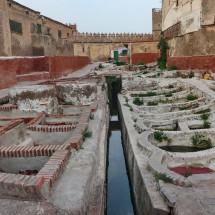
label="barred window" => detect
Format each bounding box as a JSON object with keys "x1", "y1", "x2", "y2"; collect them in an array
[
  {"x1": 9, "y1": 19, "x2": 22, "y2": 34},
  {"x1": 58, "y1": 30, "x2": 62, "y2": 38},
  {"x1": 37, "y1": 24, "x2": 42, "y2": 34}
]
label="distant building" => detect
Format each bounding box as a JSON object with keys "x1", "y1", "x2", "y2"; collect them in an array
[{"x1": 0, "y1": 0, "x2": 77, "y2": 56}]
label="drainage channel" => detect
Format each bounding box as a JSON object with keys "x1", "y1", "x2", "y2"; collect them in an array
[
  {"x1": 105, "y1": 76, "x2": 136, "y2": 215},
  {"x1": 106, "y1": 105, "x2": 136, "y2": 215}
]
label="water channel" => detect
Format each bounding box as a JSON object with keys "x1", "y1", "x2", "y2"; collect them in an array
[{"x1": 106, "y1": 76, "x2": 136, "y2": 215}]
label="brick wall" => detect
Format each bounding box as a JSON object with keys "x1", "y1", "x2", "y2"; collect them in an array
[
  {"x1": 0, "y1": 59, "x2": 17, "y2": 89},
  {"x1": 132, "y1": 53, "x2": 159, "y2": 64},
  {"x1": 167, "y1": 55, "x2": 215, "y2": 71},
  {"x1": 49, "y1": 56, "x2": 90, "y2": 78},
  {"x1": 0, "y1": 56, "x2": 90, "y2": 89},
  {"x1": 119, "y1": 56, "x2": 130, "y2": 64}
]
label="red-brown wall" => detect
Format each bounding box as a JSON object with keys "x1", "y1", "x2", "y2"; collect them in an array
[
  {"x1": 0, "y1": 56, "x2": 90, "y2": 90},
  {"x1": 132, "y1": 53, "x2": 159, "y2": 64},
  {"x1": 167, "y1": 55, "x2": 215, "y2": 71},
  {"x1": 0, "y1": 59, "x2": 17, "y2": 89},
  {"x1": 48, "y1": 56, "x2": 90, "y2": 78}
]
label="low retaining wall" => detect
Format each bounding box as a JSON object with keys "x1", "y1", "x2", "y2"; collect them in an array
[
  {"x1": 118, "y1": 94, "x2": 169, "y2": 215},
  {"x1": 167, "y1": 55, "x2": 215, "y2": 71},
  {"x1": 132, "y1": 53, "x2": 159, "y2": 64},
  {"x1": 0, "y1": 56, "x2": 90, "y2": 89}
]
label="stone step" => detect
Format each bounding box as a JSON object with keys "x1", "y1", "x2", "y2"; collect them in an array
[{"x1": 16, "y1": 71, "x2": 50, "y2": 82}]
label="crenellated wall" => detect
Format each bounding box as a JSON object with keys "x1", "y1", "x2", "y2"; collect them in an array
[{"x1": 72, "y1": 32, "x2": 155, "y2": 43}]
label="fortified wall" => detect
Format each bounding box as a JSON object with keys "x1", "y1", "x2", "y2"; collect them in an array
[
  {"x1": 72, "y1": 32, "x2": 159, "y2": 62},
  {"x1": 162, "y1": 0, "x2": 215, "y2": 70},
  {"x1": 0, "y1": 0, "x2": 161, "y2": 64}
]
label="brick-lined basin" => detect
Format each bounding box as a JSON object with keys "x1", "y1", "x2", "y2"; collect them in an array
[{"x1": 0, "y1": 145, "x2": 70, "y2": 199}]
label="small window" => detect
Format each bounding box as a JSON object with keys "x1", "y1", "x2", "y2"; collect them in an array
[
  {"x1": 37, "y1": 24, "x2": 42, "y2": 34},
  {"x1": 47, "y1": 28, "x2": 51, "y2": 35},
  {"x1": 58, "y1": 30, "x2": 62, "y2": 38},
  {"x1": 9, "y1": 19, "x2": 22, "y2": 34},
  {"x1": 176, "y1": 0, "x2": 179, "y2": 6},
  {"x1": 67, "y1": 33, "x2": 70, "y2": 38},
  {"x1": 82, "y1": 46, "x2": 85, "y2": 52}
]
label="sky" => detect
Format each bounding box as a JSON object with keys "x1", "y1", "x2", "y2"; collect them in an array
[{"x1": 15, "y1": 0, "x2": 161, "y2": 33}]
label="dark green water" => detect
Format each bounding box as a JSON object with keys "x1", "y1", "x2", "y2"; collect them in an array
[
  {"x1": 106, "y1": 114, "x2": 136, "y2": 215},
  {"x1": 160, "y1": 145, "x2": 203, "y2": 152}
]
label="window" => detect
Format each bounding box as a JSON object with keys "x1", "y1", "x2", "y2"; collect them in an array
[
  {"x1": 37, "y1": 24, "x2": 42, "y2": 34},
  {"x1": 9, "y1": 19, "x2": 22, "y2": 34},
  {"x1": 67, "y1": 33, "x2": 70, "y2": 38},
  {"x1": 58, "y1": 30, "x2": 62, "y2": 38},
  {"x1": 47, "y1": 28, "x2": 51, "y2": 35},
  {"x1": 176, "y1": 0, "x2": 179, "y2": 6}
]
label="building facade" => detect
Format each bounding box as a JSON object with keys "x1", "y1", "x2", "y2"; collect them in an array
[{"x1": 0, "y1": 0, "x2": 77, "y2": 56}]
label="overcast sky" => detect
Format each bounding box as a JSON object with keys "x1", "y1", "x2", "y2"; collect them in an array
[{"x1": 15, "y1": 0, "x2": 161, "y2": 33}]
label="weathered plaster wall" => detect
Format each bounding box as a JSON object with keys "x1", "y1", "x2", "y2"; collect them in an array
[
  {"x1": 0, "y1": 1, "x2": 12, "y2": 56},
  {"x1": 201, "y1": 0, "x2": 215, "y2": 26},
  {"x1": 1, "y1": 0, "x2": 76, "y2": 56},
  {"x1": 168, "y1": 26, "x2": 215, "y2": 57},
  {"x1": 162, "y1": 0, "x2": 202, "y2": 35}
]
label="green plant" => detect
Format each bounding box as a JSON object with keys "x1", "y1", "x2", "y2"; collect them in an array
[
  {"x1": 98, "y1": 63, "x2": 104, "y2": 69},
  {"x1": 187, "y1": 94, "x2": 198, "y2": 101},
  {"x1": 188, "y1": 70, "x2": 194, "y2": 78},
  {"x1": 168, "y1": 84, "x2": 174, "y2": 89},
  {"x1": 129, "y1": 107, "x2": 133, "y2": 112},
  {"x1": 139, "y1": 91, "x2": 157, "y2": 97},
  {"x1": 154, "y1": 131, "x2": 167, "y2": 142},
  {"x1": 142, "y1": 71, "x2": 149, "y2": 74},
  {"x1": 191, "y1": 133, "x2": 212, "y2": 149},
  {"x1": 157, "y1": 35, "x2": 169, "y2": 70},
  {"x1": 147, "y1": 101, "x2": 158, "y2": 106},
  {"x1": 203, "y1": 120, "x2": 211, "y2": 129},
  {"x1": 167, "y1": 65, "x2": 177, "y2": 71},
  {"x1": 133, "y1": 97, "x2": 144, "y2": 106},
  {"x1": 154, "y1": 173, "x2": 173, "y2": 183},
  {"x1": 82, "y1": 129, "x2": 92, "y2": 141},
  {"x1": 116, "y1": 61, "x2": 126, "y2": 66},
  {"x1": 165, "y1": 92, "x2": 173, "y2": 97},
  {"x1": 195, "y1": 108, "x2": 211, "y2": 114},
  {"x1": 201, "y1": 113, "x2": 210, "y2": 121}
]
